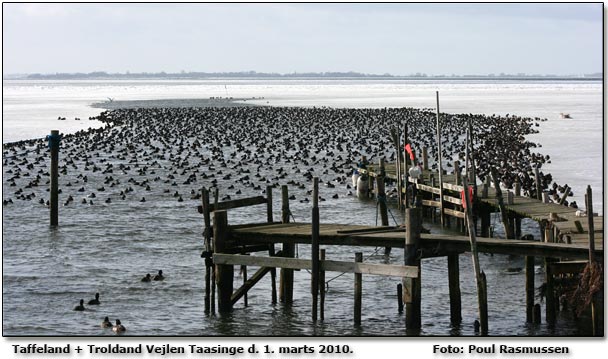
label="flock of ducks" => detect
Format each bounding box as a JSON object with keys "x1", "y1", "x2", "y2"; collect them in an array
[{"x1": 72, "y1": 270, "x2": 165, "y2": 334}]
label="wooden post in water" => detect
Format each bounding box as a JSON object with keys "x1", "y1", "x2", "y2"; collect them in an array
[
  {"x1": 266, "y1": 185, "x2": 277, "y2": 304},
  {"x1": 320, "y1": 249, "x2": 326, "y2": 321},
  {"x1": 543, "y1": 221, "x2": 556, "y2": 327},
  {"x1": 211, "y1": 187, "x2": 219, "y2": 313},
  {"x1": 378, "y1": 159, "x2": 391, "y2": 256},
  {"x1": 397, "y1": 283, "x2": 404, "y2": 313},
  {"x1": 213, "y1": 210, "x2": 233, "y2": 313},
  {"x1": 377, "y1": 159, "x2": 389, "y2": 226},
  {"x1": 48, "y1": 130, "x2": 61, "y2": 226},
  {"x1": 585, "y1": 186, "x2": 601, "y2": 336},
  {"x1": 354, "y1": 252, "x2": 363, "y2": 325},
  {"x1": 404, "y1": 207, "x2": 422, "y2": 331},
  {"x1": 280, "y1": 185, "x2": 294, "y2": 304},
  {"x1": 391, "y1": 127, "x2": 403, "y2": 210},
  {"x1": 490, "y1": 168, "x2": 514, "y2": 239},
  {"x1": 447, "y1": 254, "x2": 462, "y2": 325},
  {"x1": 202, "y1": 187, "x2": 212, "y2": 314},
  {"x1": 525, "y1": 255, "x2": 535, "y2": 323},
  {"x1": 435, "y1": 92, "x2": 445, "y2": 227},
  {"x1": 311, "y1": 177, "x2": 320, "y2": 322},
  {"x1": 422, "y1": 147, "x2": 428, "y2": 171},
  {"x1": 534, "y1": 165, "x2": 542, "y2": 200},
  {"x1": 462, "y1": 176, "x2": 489, "y2": 335}
]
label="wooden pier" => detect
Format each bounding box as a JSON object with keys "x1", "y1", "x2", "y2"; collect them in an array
[
  {"x1": 198, "y1": 169, "x2": 604, "y2": 335},
  {"x1": 196, "y1": 107, "x2": 602, "y2": 335}
]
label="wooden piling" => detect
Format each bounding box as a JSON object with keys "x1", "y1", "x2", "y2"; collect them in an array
[
  {"x1": 462, "y1": 176, "x2": 488, "y2": 335},
  {"x1": 280, "y1": 185, "x2": 294, "y2": 304},
  {"x1": 377, "y1": 159, "x2": 389, "y2": 227},
  {"x1": 213, "y1": 210, "x2": 233, "y2": 313},
  {"x1": 447, "y1": 254, "x2": 462, "y2": 325},
  {"x1": 202, "y1": 187, "x2": 212, "y2": 314},
  {"x1": 320, "y1": 249, "x2": 326, "y2": 321},
  {"x1": 354, "y1": 252, "x2": 363, "y2": 325},
  {"x1": 585, "y1": 186, "x2": 600, "y2": 336},
  {"x1": 404, "y1": 207, "x2": 422, "y2": 330},
  {"x1": 545, "y1": 261, "x2": 556, "y2": 327},
  {"x1": 490, "y1": 168, "x2": 514, "y2": 239},
  {"x1": 311, "y1": 177, "x2": 320, "y2": 322},
  {"x1": 421, "y1": 147, "x2": 428, "y2": 171},
  {"x1": 266, "y1": 185, "x2": 277, "y2": 304},
  {"x1": 391, "y1": 127, "x2": 403, "y2": 210},
  {"x1": 397, "y1": 283, "x2": 404, "y2": 313},
  {"x1": 534, "y1": 165, "x2": 542, "y2": 200},
  {"x1": 525, "y1": 255, "x2": 535, "y2": 322},
  {"x1": 435, "y1": 92, "x2": 445, "y2": 227},
  {"x1": 533, "y1": 303, "x2": 542, "y2": 324},
  {"x1": 49, "y1": 130, "x2": 60, "y2": 226}
]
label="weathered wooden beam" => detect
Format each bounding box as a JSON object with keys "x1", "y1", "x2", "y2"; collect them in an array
[
  {"x1": 231, "y1": 265, "x2": 271, "y2": 306},
  {"x1": 443, "y1": 208, "x2": 465, "y2": 219},
  {"x1": 213, "y1": 254, "x2": 419, "y2": 278},
  {"x1": 210, "y1": 196, "x2": 267, "y2": 212}
]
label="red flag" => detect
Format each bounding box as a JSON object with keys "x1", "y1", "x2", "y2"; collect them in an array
[
  {"x1": 404, "y1": 143, "x2": 415, "y2": 161},
  {"x1": 460, "y1": 186, "x2": 474, "y2": 209}
]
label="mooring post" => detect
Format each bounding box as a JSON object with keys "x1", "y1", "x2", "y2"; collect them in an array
[
  {"x1": 213, "y1": 210, "x2": 233, "y2": 313},
  {"x1": 534, "y1": 165, "x2": 542, "y2": 200},
  {"x1": 377, "y1": 158, "x2": 391, "y2": 255},
  {"x1": 404, "y1": 207, "x2": 422, "y2": 331},
  {"x1": 447, "y1": 254, "x2": 462, "y2": 325},
  {"x1": 48, "y1": 130, "x2": 61, "y2": 226},
  {"x1": 585, "y1": 186, "x2": 601, "y2": 336},
  {"x1": 435, "y1": 92, "x2": 445, "y2": 227},
  {"x1": 377, "y1": 159, "x2": 389, "y2": 226},
  {"x1": 391, "y1": 127, "x2": 403, "y2": 210},
  {"x1": 311, "y1": 177, "x2": 320, "y2": 322},
  {"x1": 462, "y1": 176, "x2": 489, "y2": 335},
  {"x1": 266, "y1": 185, "x2": 277, "y2": 304},
  {"x1": 354, "y1": 252, "x2": 363, "y2": 326},
  {"x1": 397, "y1": 283, "x2": 404, "y2": 314},
  {"x1": 525, "y1": 255, "x2": 535, "y2": 323},
  {"x1": 422, "y1": 147, "x2": 428, "y2": 171},
  {"x1": 280, "y1": 185, "x2": 294, "y2": 304},
  {"x1": 543, "y1": 221, "x2": 556, "y2": 327},
  {"x1": 320, "y1": 248, "x2": 326, "y2": 321},
  {"x1": 202, "y1": 187, "x2": 212, "y2": 314},
  {"x1": 490, "y1": 168, "x2": 514, "y2": 239}
]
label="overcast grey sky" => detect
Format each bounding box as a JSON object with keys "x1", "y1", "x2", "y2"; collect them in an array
[{"x1": 2, "y1": 3, "x2": 603, "y2": 75}]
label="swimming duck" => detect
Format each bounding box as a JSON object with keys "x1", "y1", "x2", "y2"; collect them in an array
[
  {"x1": 112, "y1": 319, "x2": 126, "y2": 333},
  {"x1": 73, "y1": 299, "x2": 85, "y2": 311},
  {"x1": 153, "y1": 270, "x2": 164, "y2": 281},
  {"x1": 88, "y1": 292, "x2": 100, "y2": 305},
  {"x1": 141, "y1": 273, "x2": 152, "y2": 282},
  {"x1": 101, "y1": 316, "x2": 112, "y2": 328}
]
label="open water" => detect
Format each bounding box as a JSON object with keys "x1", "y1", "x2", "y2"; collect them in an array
[{"x1": 1, "y1": 78, "x2": 602, "y2": 336}]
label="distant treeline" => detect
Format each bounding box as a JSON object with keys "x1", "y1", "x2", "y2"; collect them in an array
[{"x1": 8, "y1": 71, "x2": 603, "y2": 80}]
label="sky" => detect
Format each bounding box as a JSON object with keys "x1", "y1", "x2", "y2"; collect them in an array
[{"x1": 1, "y1": 2, "x2": 603, "y2": 76}]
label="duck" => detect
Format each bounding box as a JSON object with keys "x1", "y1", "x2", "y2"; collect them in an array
[
  {"x1": 73, "y1": 299, "x2": 85, "y2": 311},
  {"x1": 112, "y1": 319, "x2": 126, "y2": 333},
  {"x1": 88, "y1": 292, "x2": 100, "y2": 305},
  {"x1": 141, "y1": 273, "x2": 152, "y2": 282},
  {"x1": 153, "y1": 270, "x2": 164, "y2": 281},
  {"x1": 101, "y1": 316, "x2": 113, "y2": 328}
]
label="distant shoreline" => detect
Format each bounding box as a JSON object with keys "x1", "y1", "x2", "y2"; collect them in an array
[{"x1": 4, "y1": 74, "x2": 602, "y2": 82}]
